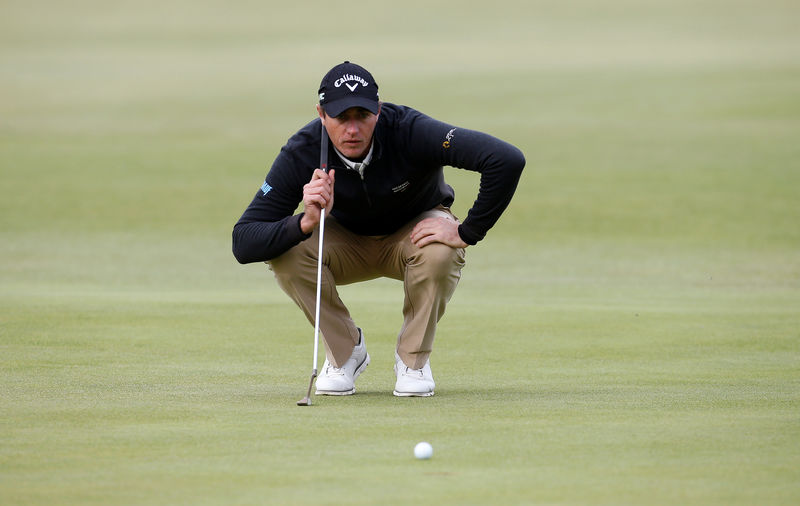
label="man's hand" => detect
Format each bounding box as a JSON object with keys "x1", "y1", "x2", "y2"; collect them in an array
[
  {"x1": 300, "y1": 169, "x2": 335, "y2": 234},
  {"x1": 410, "y1": 216, "x2": 468, "y2": 249}
]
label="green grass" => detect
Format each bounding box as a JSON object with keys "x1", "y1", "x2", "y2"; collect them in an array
[{"x1": 2, "y1": 0, "x2": 799, "y2": 504}]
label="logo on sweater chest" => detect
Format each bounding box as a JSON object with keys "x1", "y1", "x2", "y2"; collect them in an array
[{"x1": 392, "y1": 181, "x2": 410, "y2": 193}]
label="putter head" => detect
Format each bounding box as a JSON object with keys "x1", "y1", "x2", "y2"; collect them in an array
[{"x1": 296, "y1": 370, "x2": 317, "y2": 407}]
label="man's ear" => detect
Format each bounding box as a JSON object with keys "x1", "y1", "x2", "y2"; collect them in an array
[{"x1": 316, "y1": 104, "x2": 326, "y2": 124}]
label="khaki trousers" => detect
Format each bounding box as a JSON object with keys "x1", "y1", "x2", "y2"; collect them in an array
[{"x1": 269, "y1": 206, "x2": 466, "y2": 370}]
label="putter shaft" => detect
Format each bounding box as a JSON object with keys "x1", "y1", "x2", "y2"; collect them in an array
[{"x1": 297, "y1": 122, "x2": 328, "y2": 407}]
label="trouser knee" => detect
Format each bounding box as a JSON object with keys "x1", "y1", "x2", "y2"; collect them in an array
[
  {"x1": 268, "y1": 243, "x2": 317, "y2": 288},
  {"x1": 409, "y1": 243, "x2": 465, "y2": 281}
]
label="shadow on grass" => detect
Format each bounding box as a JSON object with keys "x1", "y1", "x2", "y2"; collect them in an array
[{"x1": 301, "y1": 386, "x2": 538, "y2": 403}]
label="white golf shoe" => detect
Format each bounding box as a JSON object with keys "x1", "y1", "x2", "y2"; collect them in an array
[
  {"x1": 393, "y1": 352, "x2": 435, "y2": 397},
  {"x1": 315, "y1": 329, "x2": 369, "y2": 395}
]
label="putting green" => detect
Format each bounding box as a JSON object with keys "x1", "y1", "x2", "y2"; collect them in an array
[{"x1": 2, "y1": 1, "x2": 798, "y2": 504}]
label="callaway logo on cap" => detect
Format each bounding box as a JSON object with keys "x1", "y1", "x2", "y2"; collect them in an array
[{"x1": 318, "y1": 61, "x2": 380, "y2": 117}]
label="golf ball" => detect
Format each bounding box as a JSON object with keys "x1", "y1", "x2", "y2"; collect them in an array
[{"x1": 414, "y1": 441, "x2": 433, "y2": 460}]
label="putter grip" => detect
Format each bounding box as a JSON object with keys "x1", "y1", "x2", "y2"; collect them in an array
[{"x1": 320, "y1": 122, "x2": 328, "y2": 173}]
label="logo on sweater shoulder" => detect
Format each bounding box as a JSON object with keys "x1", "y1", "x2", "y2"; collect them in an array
[
  {"x1": 260, "y1": 182, "x2": 272, "y2": 196},
  {"x1": 443, "y1": 128, "x2": 456, "y2": 148}
]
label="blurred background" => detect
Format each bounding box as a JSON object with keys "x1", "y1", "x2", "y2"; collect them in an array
[{"x1": 2, "y1": 0, "x2": 798, "y2": 296}]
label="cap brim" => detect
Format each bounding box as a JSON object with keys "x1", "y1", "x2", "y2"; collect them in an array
[{"x1": 323, "y1": 97, "x2": 380, "y2": 118}]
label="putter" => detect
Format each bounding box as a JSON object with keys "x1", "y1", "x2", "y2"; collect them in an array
[{"x1": 297, "y1": 123, "x2": 329, "y2": 406}]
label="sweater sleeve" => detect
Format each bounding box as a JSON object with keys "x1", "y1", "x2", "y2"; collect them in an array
[
  {"x1": 406, "y1": 112, "x2": 526, "y2": 245},
  {"x1": 232, "y1": 149, "x2": 312, "y2": 263}
]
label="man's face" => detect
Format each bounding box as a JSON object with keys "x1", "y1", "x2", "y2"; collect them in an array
[{"x1": 317, "y1": 105, "x2": 380, "y2": 160}]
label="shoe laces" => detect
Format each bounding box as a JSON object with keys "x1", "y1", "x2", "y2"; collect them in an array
[
  {"x1": 324, "y1": 363, "x2": 346, "y2": 376},
  {"x1": 400, "y1": 365, "x2": 424, "y2": 378}
]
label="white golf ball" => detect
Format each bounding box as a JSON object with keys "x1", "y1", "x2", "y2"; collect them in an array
[{"x1": 414, "y1": 441, "x2": 433, "y2": 460}]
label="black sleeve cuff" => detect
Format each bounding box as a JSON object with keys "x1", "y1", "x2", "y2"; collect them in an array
[
  {"x1": 291, "y1": 213, "x2": 313, "y2": 241},
  {"x1": 457, "y1": 224, "x2": 481, "y2": 246}
]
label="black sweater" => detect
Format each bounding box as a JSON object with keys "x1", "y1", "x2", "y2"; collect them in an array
[{"x1": 233, "y1": 103, "x2": 525, "y2": 263}]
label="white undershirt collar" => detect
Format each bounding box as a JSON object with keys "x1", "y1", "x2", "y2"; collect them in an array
[{"x1": 333, "y1": 140, "x2": 374, "y2": 178}]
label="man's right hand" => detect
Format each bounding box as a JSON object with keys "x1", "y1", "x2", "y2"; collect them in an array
[{"x1": 300, "y1": 169, "x2": 335, "y2": 234}]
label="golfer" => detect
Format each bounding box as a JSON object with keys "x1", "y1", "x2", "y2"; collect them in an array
[{"x1": 233, "y1": 61, "x2": 525, "y2": 397}]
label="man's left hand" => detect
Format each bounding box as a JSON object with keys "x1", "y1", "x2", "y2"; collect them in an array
[{"x1": 410, "y1": 217, "x2": 468, "y2": 249}]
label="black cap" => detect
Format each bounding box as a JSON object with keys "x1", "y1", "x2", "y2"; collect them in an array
[{"x1": 318, "y1": 61, "x2": 380, "y2": 117}]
